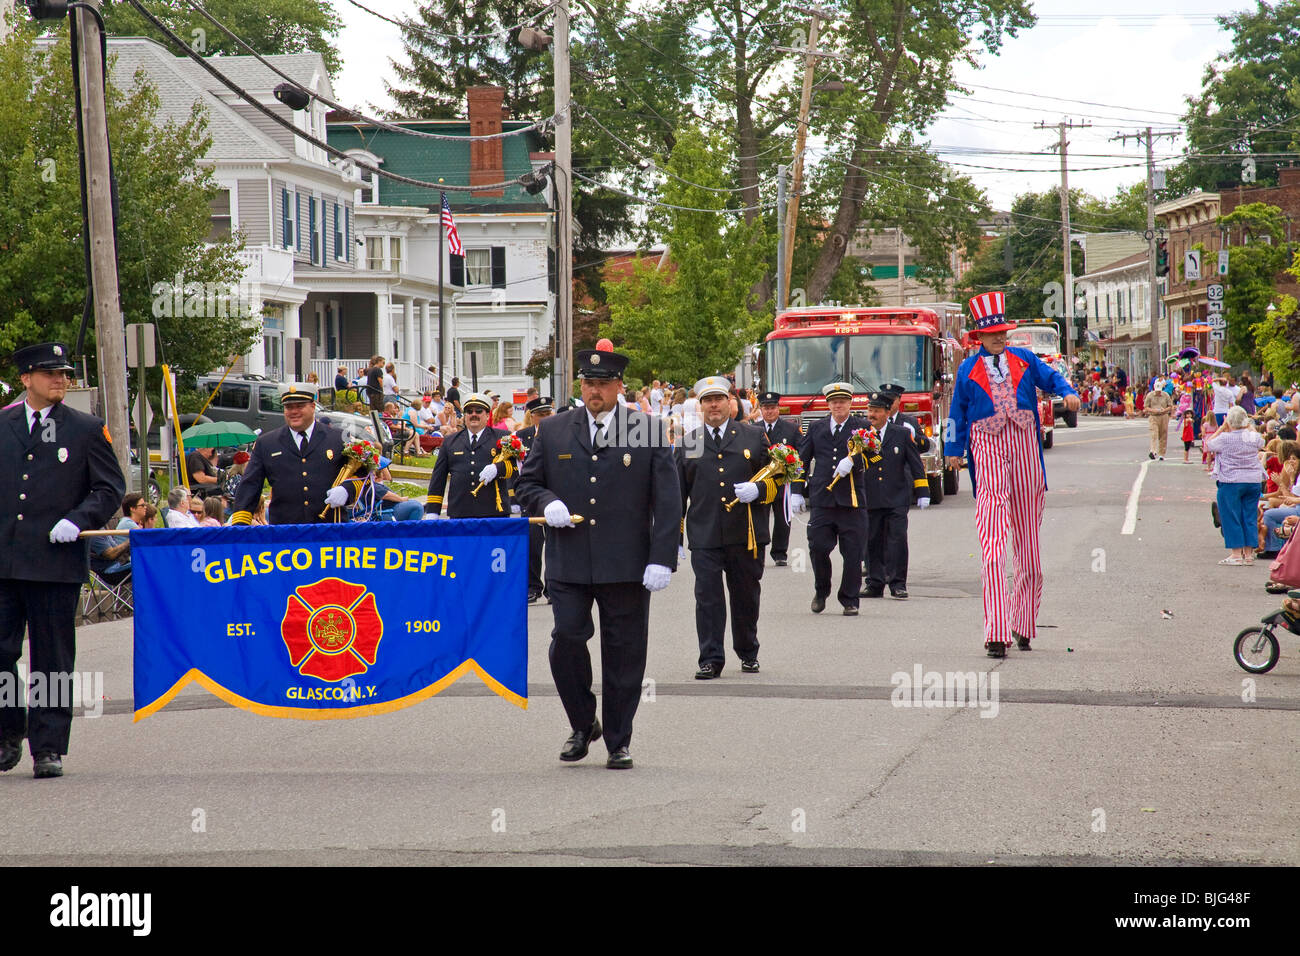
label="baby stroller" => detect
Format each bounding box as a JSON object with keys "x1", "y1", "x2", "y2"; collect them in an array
[{"x1": 1232, "y1": 592, "x2": 1299, "y2": 673}]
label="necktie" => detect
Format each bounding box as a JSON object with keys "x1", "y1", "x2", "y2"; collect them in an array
[
  {"x1": 594, "y1": 420, "x2": 605, "y2": 444},
  {"x1": 832, "y1": 423, "x2": 840, "y2": 440},
  {"x1": 470, "y1": 433, "x2": 478, "y2": 450},
  {"x1": 712, "y1": 428, "x2": 721, "y2": 444},
  {"x1": 32, "y1": 410, "x2": 41, "y2": 434},
  {"x1": 296, "y1": 430, "x2": 307, "y2": 450}
]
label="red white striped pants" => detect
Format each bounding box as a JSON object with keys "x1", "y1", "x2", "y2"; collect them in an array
[{"x1": 970, "y1": 421, "x2": 1045, "y2": 645}]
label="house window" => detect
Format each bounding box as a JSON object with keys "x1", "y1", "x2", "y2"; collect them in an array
[
  {"x1": 389, "y1": 237, "x2": 403, "y2": 274},
  {"x1": 309, "y1": 197, "x2": 319, "y2": 265},
  {"x1": 503, "y1": 339, "x2": 523, "y2": 376},
  {"x1": 359, "y1": 167, "x2": 378, "y2": 205},
  {"x1": 465, "y1": 248, "x2": 491, "y2": 286},
  {"x1": 367, "y1": 237, "x2": 384, "y2": 270},
  {"x1": 281, "y1": 187, "x2": 295, "y2": 250},
  {"x1": 208, "y1": 188, "x2": 232, "y2": 241},
  {"x1": 333, "y1": 202, "x2": 344, "y2": 261},
  {"x1": 462, "y1": 339, "x2": 500, "y2": 377}
]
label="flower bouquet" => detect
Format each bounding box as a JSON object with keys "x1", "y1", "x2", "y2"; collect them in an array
[
  {"x1": 724, "y1": 442, "x2": 803, "y2": 512},
  {"x1": 318, "y1": 438, "x2": 381, "y2": 518},
  {"x1": 826, "y1": 428, "x2": 879, "y2": 492},
  {"x1": 471, "y1": 433, "x2": 527, "y2": 512}
]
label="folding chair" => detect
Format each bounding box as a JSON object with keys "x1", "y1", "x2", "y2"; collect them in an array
[{"x1": 83, "y1": 567, "x2": 133, "y2": 621}]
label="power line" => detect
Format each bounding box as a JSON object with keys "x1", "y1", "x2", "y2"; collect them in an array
[
  {"x1": 125, "y1": 0, "x2": 533, "y2": 193},
  {"x1": 342, "y1": 0, "x2": 555, "y2": 43},
  {"x1": 571, "y1": 169, "x2": 777, "y2": 214}
]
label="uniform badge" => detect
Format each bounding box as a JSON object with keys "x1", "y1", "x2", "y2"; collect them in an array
[
  {"x1": 743, "y1": 448, "x2": 752, "y2": 459},
  {"x1": 53, "y1": 345, "x2": 63, "y2": 356},
  {"x1": 622, "y1": 453, "x2": 631, "y2": 467},
  {"x1": 327, "y1": 449, "x2": 334, "y2": 460},
  {"x1": 58, "y1": 447, "x2": 68, "y2": 463}
]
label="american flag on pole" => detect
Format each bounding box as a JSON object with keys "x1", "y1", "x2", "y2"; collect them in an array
[{"x1": 440, "y1": 192, "x2": 463, "y2": 256}]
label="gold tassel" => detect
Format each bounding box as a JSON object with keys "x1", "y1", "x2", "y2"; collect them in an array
[
  {"x1": 746, "y1": 504, "x2": 757, "y2": 558},
  {"x1": 494, "y1": 481, "x2": 503, "y2": 514}
]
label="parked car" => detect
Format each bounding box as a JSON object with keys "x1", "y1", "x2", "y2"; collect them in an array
[{"x1": 195, "y1": 377, "x2": 394, "y2": 454}]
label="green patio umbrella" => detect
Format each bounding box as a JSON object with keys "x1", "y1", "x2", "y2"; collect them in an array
[{"x1": 180, "y1": 421, "x2": 258, "y2": 448}]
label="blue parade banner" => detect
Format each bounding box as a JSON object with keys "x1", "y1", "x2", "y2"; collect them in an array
[{"x1": 131, "y1": 520, "x2": 528, "y2": 720}]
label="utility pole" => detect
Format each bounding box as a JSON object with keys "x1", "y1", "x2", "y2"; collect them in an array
[
  {"x1": 897, "y1": 227, "x2": 905, "y2": 306},
  {"x1": 1112, "y1": 126, "x2": 1179, "y2": 379},
  {"x1": 779, "y1": 7, "x2": 823, "y2": 311},
  {"x1": 775, "y1": 165, "x2": 787, "y2": 313},
  {"x1": 1036, "y1": 118, "x2": 1090, "y2": 365},
  {"x1": 75, "y1": 0, "x2": 130, "y2": 476},
  {"x1": 554, "y1": 0, "x2": 573, "y2": 401}
]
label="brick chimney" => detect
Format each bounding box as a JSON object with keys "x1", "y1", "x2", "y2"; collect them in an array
[{"x1": 467, "y1": 86, "x2": 505, "y2": 197}]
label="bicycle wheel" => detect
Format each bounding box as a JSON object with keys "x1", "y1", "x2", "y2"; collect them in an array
[{"x1": 1233, "y1": 626, "x2": 1280, "y2": 674}]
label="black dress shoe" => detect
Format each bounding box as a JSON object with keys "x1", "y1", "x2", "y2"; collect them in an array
[
  {"x1": 1014, "y1": 632, "x2": 1032, "y2": 650},
  {"x1": 740, "y1": 660, "x2": 759, "y2": 674},
  {"x1": 0, "y1": 739, "x2": 21, "y2": 773},
  {"x1": 985, "y1": 642, "x2": 1007, "y2": 659},
  {"x1": 527, "y1": 589, "x2": 543, "y2": 604},
  {"x1": 33, "y1": 752, "x2": 62, "y2": 778},
  {"x1": 843, "y1": 606, "x2": 859, "y2": 616},
  {"x1": 559, "y1": 720, "x2": 601, "y2": 762},
  {"x1": 811, "y1": 594, "x2": 826, "y2": 614},
  {"x1": 695, "y1": 662, "x2": 722, "y2": 680},
  {"x1": 859, "y1": 587, "x2": 884, "y2": 598},
  {"x1": 890, "y1": 588, "x2": 909, "y2": 600},
  {"x1": 606, "y1": 747, "x2": 633, "y2": 769},
  {"x1": 773, "y1": 558, "x2": 787, "y2": 567}
]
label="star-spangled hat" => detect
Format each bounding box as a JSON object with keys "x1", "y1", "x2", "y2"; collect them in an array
[{"x1": 967, "y1": 291, "x2": 1017, "y2": 333}]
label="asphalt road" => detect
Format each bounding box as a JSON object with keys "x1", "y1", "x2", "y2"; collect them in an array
[{"x1": 2, "y1": 415, "x2": 1296, "y2": 866}]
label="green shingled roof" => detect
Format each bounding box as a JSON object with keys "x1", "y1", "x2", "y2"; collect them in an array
[{"x1": 326, "y1": 120, "x2": 547, "y2": 210}]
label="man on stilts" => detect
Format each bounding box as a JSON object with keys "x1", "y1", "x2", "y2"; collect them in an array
[{"x1": 945, "y1": 293, "x2": 1080, "y2": 658}]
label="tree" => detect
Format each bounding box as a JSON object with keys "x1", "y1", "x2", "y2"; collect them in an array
[
  {"x1": 600, "y1": 129, "x2": 770, "y2": 383},
  {"x1": 1220, "y1": 202, "x2": 1294, "y2": 364},
  {"x1": 101, "y1": 0, "x2": 344, "y2": 76},
  {"x1": 1251, "y1": 251, "x2": 1300, "y2": 381},
  {"x1": 0, "y1": 32, "x2": 258, "y2": 392},
  {"x1": 387, "y1": 2, "x2": 547, "y2": 118},
  {"x1": 1177, "y1": 1, "x2": 1300, "y2": 193}
]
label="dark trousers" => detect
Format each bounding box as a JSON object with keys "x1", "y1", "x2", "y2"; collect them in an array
[
  {"x1": 528, "y1": 524, "x2": 545, "y2": 594},
  {"x1": 547, "y1": 579, "x2": 650, "y2": 752},
  {"x1": 864, "y1": 506, "x2": 909, "y2": 591},
  {"x1": 692, "y1": 545, "x2": 763, "y2": 668},
  {"x1": 0, "y1": 579, "x2": 82, "y2": 755},
  {"x1": 768, "y1": 497, "x2": 791, "y2": 561},
  {"x1": 808, "y1": 505, "x2": 865, "y2": 608}
]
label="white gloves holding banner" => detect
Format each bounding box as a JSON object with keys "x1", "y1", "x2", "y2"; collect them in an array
[
  {"x1": 478, "y1": 463, "x2": 498, "y2": 484},
  {"x1": 642, "y1": 564, "x2": 671, "y2": 592},
  {"x1": 49, "y1": 519, "x2": 80, "y2": 543},
  {"x1": 733, "y1": 482, "x2": 759, "y2": 504},
  {"x1": 323, "y1": 486, "x2": 349, "y2": 508},
  {"x1": 834, "y1": 457, "x2": 854, "y2": 478},
  {"x1": 544, "y1": 499, "x2": 574, "y2": 528}
]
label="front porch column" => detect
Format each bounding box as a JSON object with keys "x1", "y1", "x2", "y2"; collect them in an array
[
  {"x1": 375, "y1": 290, "x2": 392, "y2": 360},
  {"x1": 403, "y1": 296, "x2": 415, "y2": 371},
  {"x1": 419, "y1": 299, "x2": 432, "y2": 368},
  {"x1": 245, "y1": 308, "x2": 267, "y2": 376}
]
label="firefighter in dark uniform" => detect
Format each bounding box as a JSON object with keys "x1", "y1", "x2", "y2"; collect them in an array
[
  {"x1": 422, "y1": 392, "x2": 515, "y2": 519},
  {"x1": 861, "y1": 391, "x2": 929, "y2": 599},
  {"x1": 677, "y1": 376, "x2": 782, "y2": 678},
  {"x1": 0, "y1": 342, "x2": 125, "y2": 778},
  {"x1": 516, "y1": 349, "x2": 680, "y2": 770},
  {"x1": 754, "y1": 391, "x2": 801, "y2": 566},
  {"x1": 230, "y1": 385, "x2": 366, "y2": 525},
  {"x1": 861, "y1": 382, "x2": 930, "y2": 584},
  {"x1": 514, "y1": 396, "x2": 553, "y2": 603},
  {"x1": 793, "y1": 381, "x2": 869, "y2": 615}
]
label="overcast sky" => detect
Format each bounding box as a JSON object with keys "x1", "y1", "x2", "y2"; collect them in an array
[{"x1": 330, "y1": 0, "x2": 1239, "y2": 213}]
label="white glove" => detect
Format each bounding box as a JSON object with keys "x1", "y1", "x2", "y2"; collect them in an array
[
  {"x1": 544, "y1": 499, "x2": 574, "y2": 528},
  {"x1": 642, "y1": 564, "x2": 671, "y2": 592},
  {"x1": 917, "y1": 497, "x2": 931, "y2": 510},
  {"x1": 421, "y1": 512, "x2": 438, "y2": 520},
  {"x1": 510, "y1": 504, "x2": 521, "y2": 516},
  {"x1": 478, "y1": 463, "x2": 498, "y2": 483},
  {"x1": 834, "y1": 457, "x2": 854, "y2": 478},
  {"x1": 733, "y1": 482, "x2": 759, "y2": 504},
  {"x1": 678, "y1": 545, "x2": 687, "y2": 564},
  {"x1": 323, "y1": 485, "x2": 349, "y2": 508},
  {"x1": 790, "y1": 493, "x2": 807, "y2": 514},
  {"x1": 49, "y1": 519, "x2": 80, "y2": 544}
]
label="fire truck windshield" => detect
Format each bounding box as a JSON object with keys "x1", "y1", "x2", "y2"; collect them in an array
[{"x1": 767, "y1": 334, "x2": 929, "y2": 396}]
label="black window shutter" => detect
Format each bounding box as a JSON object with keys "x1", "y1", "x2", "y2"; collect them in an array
[
  {"x1": 491, "y1": 246, "x2": 506, "y2": 289},
  {"x1": 547, "y1": 247, "x2": 556, "y2": 293},
  {"x1": 449, "y1": 254, "x2": 464, "y2": 287}
]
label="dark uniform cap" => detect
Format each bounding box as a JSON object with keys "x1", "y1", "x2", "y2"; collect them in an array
[
  {"x1": 867, "y1": 390, "x2": 894, "y2": 409},
  {"x1": 525, "y1": 396, "x2": 553, "y2": 413},
  {"x1": 879, "y1": 383, "x2": 907, "y2": 397},
  {"x1": 576, "y1": 349, "x2": 629, "y2": 380},
  {"x1": 758, "y1": 391, "x2": 782, "y2": 406},
  {"x1": 280, "y1": 384, "x2": 316, "y2": 404},
  {"x1": 13, "y1": 341, "x2": 74, "y2": 373}
]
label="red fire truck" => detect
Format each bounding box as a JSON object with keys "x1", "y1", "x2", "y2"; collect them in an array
[{"x1": 763, "y1": 304, "x2": 965, "y2": 502}]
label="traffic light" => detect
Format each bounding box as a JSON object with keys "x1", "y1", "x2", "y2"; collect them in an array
[{"x1": 1156, "y1": 240, "x2": 1169, "y2": 277}]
